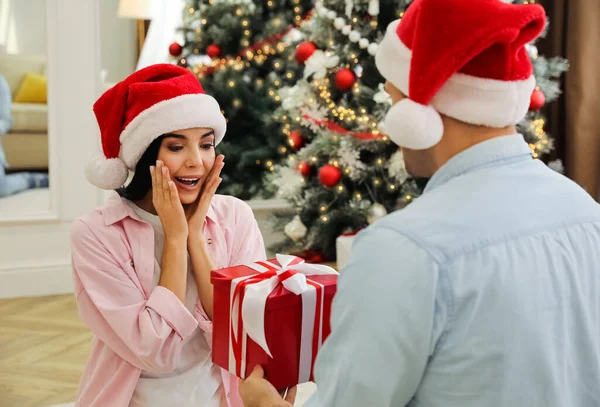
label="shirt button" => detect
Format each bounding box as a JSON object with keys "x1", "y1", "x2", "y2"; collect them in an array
[
  {"x1": 207, "y1": 238, "x2": 213, "y2": 245},
  {"x1": 226, "y1": 392, "x2": 230, "y2": 398}
]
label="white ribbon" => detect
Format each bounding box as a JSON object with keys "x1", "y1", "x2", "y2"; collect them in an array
[{"x1": 228, "y1": 254, "x2": 337, "y2": 380}]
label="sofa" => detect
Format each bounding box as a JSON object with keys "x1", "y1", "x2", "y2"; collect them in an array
[{"x1": 0, "y1": 54, "x2": 48, "y2": 171}]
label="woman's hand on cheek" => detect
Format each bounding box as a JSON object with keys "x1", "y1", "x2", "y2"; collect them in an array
[
  {"x1": 185, "y1": 154, "x2": 224, "y2": 244},
  {"x1": 150, "y1": 160, "x2": 189, "y2": 242}
]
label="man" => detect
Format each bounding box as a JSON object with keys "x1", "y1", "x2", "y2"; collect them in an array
[{"x1": 240, "y1": 0, "x2": 600, "y2": 405}]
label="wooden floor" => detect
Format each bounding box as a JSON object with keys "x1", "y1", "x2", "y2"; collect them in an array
[
  {"x1": 0, "y1": 294, "x2": 319, "y2": 407},
  {"x1": 0, "y1": 294, "x2": 92, "y2": 407}
]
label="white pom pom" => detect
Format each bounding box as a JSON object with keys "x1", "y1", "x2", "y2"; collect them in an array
[
  {"x1": 359, "y1": 38, "x2": 369, "y2": 49},
  {"x1": 367, "y1": 43, "x2": 378, "y2": 55},
  {"x1": 383, "y1": 99, "x2": 444, "y2": 150},
  {"x1": 326, "y1": 10, "x2": 336, "y2": 19},
  {"x1": 334, "y1": 17, "x2": 345, "y2": 30},
  {"x1": 84, "y1": 154, "x2": 129, "y2": 190},
  {"x1": 342, "y1": 25, "x2": 351, "y2": 35},
  {"x1": 349, "y1": 31, "x2": 361, "y2": 42}
]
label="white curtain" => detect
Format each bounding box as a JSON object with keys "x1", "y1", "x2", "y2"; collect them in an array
[{"x1": 136, "y1": 0, "x2": 185, "y2": 70}]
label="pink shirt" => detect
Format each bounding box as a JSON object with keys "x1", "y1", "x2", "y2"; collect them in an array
[{"x1": 70, "y1": 193, "x2": 266, "y2": 407}]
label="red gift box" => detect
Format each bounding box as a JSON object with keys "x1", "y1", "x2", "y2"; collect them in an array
[{"x1": 211, "y1": 254, "x2": 338, "y2": 389}]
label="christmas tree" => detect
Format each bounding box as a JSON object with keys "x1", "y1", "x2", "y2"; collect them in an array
[
  {"x1": 266, "y1": 0, "x2": 568, "y2": 261},
  {"x1": 172, "y1": 0, "x2": 312, "y2": 199}
]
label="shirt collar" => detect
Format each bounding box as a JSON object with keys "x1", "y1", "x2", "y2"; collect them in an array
[
  {"x1": 424, "y1": 134, "x2": 533, "y2": 194},
  {"x1": 101, "y1": 192, "x2": 218, "y2": 226}
]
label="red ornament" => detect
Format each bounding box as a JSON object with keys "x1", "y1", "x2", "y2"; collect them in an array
[
  {"x1": 297, "y1": 161, "x2": 311, "y2": 177},
  {"x1": 168, "y1": 42, "x2": 183, "y2": 57},
  {"x1": 295, "y1": 41, "x2": 317, "y2": 64},
  {"x1": 206, "y1": 44, "x2": 221, "y2": 59},
  {"x1": 335, "y1": 68, "x2": 356, "y2": 91},
  {"x1": 529, "y1": 89, "x2": 546, "y2": 111},
  {"x1": 288, "y1": 130, "x2": 305, "y2": 150},
  {"x1": 319, "y1": 164, "x2": 342, "y2": 187},
  {"x1": 310, "y1": 253, "x2": 326, "y2": 263}
]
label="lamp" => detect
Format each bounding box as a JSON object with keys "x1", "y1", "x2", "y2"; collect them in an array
[{"x1": 118, "y1": 0, "x2": 157, "y2": 57}]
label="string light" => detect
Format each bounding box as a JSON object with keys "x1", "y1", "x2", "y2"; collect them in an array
[
  {"x1": 228, "y1": 81, "x2": 235, "y2": 87},
  {"x1": 192, "y1": 12, "x2": 312, "y2": 78},
  {"x1": 355, "y1": 193, "x2": 361, "y2": 199},
  {"x1": 256, "y1": 160, "x2": 261, "y2": 165},
  {"x1": 321, "y1": 215, "x2": 329, "y2": 223},
  {"x1": 312, "y1": 79, "x2": 380, "y2": 131}
]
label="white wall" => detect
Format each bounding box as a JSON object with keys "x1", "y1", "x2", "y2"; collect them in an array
[
  {"x1": 0, "y1": 0, "x2": 47, "y2": 55},
  {"x1": 99, "y1": 0, "x2": 137, "y2": 83}
]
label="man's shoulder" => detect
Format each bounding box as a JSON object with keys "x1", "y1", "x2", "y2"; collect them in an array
[{"x1": 374, "y1": 165, "x2": 600, "y2": 262}]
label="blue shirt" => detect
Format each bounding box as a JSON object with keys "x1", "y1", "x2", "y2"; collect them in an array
[
  {"x1": 306, "y1": 134, "x2": 600, "y2": 407},
  {"x1": 0, "y1": 74, "x2": 12, "y2": 167}
]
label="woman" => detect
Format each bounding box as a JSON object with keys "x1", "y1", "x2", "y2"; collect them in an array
[{"x1": 71, "y1": 64, "x2": 265, "y2": 407}]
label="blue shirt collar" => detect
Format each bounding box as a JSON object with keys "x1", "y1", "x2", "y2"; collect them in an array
[{"x1": 424, "y1": 134, "x2": 533, "y2": 194}]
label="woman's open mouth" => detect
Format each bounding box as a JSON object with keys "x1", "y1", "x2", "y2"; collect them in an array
[{"x1": 174, "y1": 177, "x2": 200, "y2": 189}]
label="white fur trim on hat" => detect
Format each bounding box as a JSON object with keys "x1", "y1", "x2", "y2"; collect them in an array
[
  {"x1": 384, "y1": 99, "x2": 444, "y2": 150},
  {"x1": 376, "y1": 20, "x2": 536, "y2": 131},
  {"x1": 119, "y1": 93, "x2": 226, "y2": 169},
  {"x1": 84, "y1": 153, "x2": 129, "y2": 190}
]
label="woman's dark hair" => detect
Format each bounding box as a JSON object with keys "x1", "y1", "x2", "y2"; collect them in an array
[{"x1": 116, "y1": 135, "x2": 165, "y2": 201}]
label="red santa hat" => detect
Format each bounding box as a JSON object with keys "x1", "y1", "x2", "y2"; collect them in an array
[
  {"x1": 85, "y1": 63, "x2": 226, "y2": 189},
  {"x1": 375, "y1": 0, "x2": 546, "y2": 150}
]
